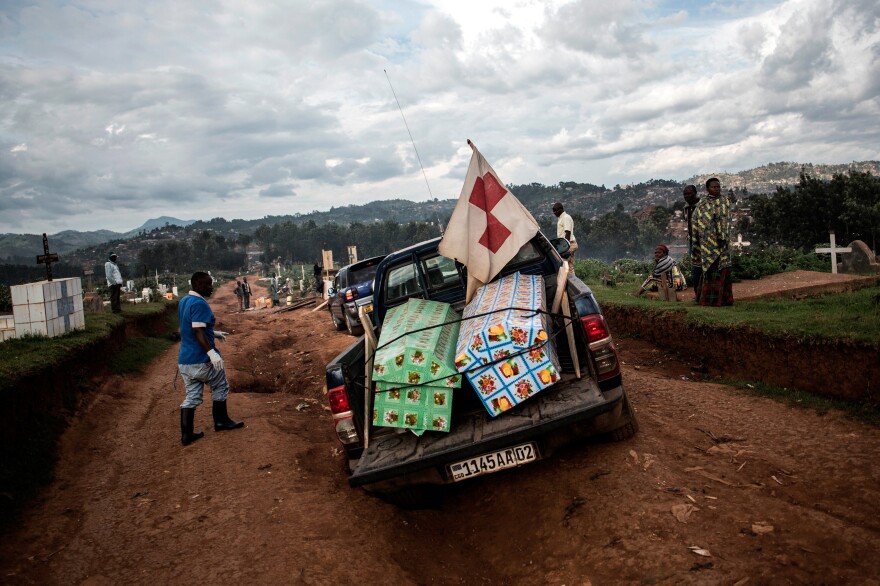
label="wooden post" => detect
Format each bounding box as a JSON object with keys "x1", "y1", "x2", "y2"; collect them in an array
[
  {"x1": 35, "y1": 233, "x2": 60, "y2": 281},
  {"x1": 560, "y1": 289, "x2": 581, "y2": 379},
  {"x1": 659, "y1": 272, "x2": 674, "y2": 301},
  {"x1": 359, "y1": 306, "x2": 378, "y2": 450}
]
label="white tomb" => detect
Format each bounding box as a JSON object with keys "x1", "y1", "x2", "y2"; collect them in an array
[
  {"x1": 0, "y1": 315, "x2": 15, "y2": 342},
  {"x1": 10, "y1": 277, "x2": 85, "y2": 339}
]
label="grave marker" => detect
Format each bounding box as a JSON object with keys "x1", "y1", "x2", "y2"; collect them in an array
[
  {"x1": 36, "y1": 233, "x2": 60, "y2": 281},
  {"x1": 732, "y1": 233, "x2": 751, "y2": 250},
  {"x1": 815, "y1": 231, "x2": 852, "y2": 274}
]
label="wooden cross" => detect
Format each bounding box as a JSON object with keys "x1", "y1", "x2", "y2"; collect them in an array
[
  {"x1": 732, "y1": 233, "x2": 751, "y2": 249},
  {"x1": 36, "y1": 233, "x2": 60, "y2": 281},
  {"x1": 815, "y1": 231, "x2": 852, "y2": 274},
  {"x1": 83, "y1": 268, "x2": 95, "y2": 291}
]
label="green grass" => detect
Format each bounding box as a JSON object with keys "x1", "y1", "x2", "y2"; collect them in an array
[
  {"x1": 723, "y1": 379, "x2": 880, "y2": 427},
  {"x1": 591, "y1": 282, "x2": 880, "y2": 345},
  {"x1": 0, "y1": 301, "x2": 170, "y2": 392},
  {"x1": 109, "y1": 336, "x2": 173, "y2": 374}
]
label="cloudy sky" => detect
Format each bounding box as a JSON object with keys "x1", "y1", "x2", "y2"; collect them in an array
[{"x1": 1, "y1": 0, "x2": 878, "y2": 234}]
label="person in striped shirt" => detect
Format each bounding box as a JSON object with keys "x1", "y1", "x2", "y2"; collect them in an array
[{"x1": 634, "y1": 244, "x2": 686, "y2": 296}]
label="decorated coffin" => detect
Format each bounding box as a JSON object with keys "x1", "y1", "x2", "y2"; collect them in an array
[
  {"x1": 372, "y1": 382, "x2": 454, "y2": 433},
  {"x1": 372, "y1": 298, "x2": 462, "y2": 433},
  {"x1": 454, "y1": 272, "x2": 561, "y2": 417}
]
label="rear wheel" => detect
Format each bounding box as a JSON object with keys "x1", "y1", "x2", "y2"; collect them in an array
[
  {"x1": 330, "y1": 311, "x2": 345, "y2": 331},
  {"x1": 609, "y1": 393, "x2": 640, "y2": 441},
  {"x1": 346, "y1": 315, "x2": 364, "y2": 337}
]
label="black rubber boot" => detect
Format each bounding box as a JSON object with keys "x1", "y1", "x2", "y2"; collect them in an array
[
  {"x1": 180, "y1": 407, "x2": 204, "y2": 446},
  {"x1": 213, "y1": 401, "x2": 244, "y2": 432}
]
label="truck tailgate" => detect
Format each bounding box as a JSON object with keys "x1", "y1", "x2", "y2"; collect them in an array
[{"x1": 349, "y1": 374, "x2": 620, "y2": 488}]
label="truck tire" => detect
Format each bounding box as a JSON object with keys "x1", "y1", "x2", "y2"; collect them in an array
[
  {"x1": 330, "y1": 312, "x2": 346, "y2": 331},
  {"x1": 608, "y1": 394, "x2": 640, "y2": 441},
  {"x1": 346, "y1": 316, "x2": 364, "y2": 337}
]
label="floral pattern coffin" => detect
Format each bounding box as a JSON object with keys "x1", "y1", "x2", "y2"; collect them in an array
[
  {"x1": 372, "y1": 298, "x2": 462, "y2": 433},
  {"x1": 454, "y1": 272, "x2": 561, "y2": 417}
]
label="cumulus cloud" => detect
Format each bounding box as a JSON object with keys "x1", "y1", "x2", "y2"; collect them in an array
[{"x1": 0, "y1": 0, "x2": 877, "y2": 233}]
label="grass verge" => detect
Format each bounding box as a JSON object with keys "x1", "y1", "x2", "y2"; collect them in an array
[
  {"x1": 723, "y1": 379, "x2": 880, "y2": 427},
  {"x1": 0, "y1": 301, "x2": 170, "y2": 392},
  {"x1": 592, "y1": 282, "x2": 880, "y2": 345},
  {"x1": 109, "y1": 336, "x2": 173, "y2": 374}
]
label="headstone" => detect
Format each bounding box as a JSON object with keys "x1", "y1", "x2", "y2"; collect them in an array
[
  {"x1": 172, "y1": 286, "x2": 179, "y2": 297},
  {"x1": 815, "y1": 231, "x2": 852, "y2": 275},
  {"x1": 142, "y1": 288, "x2": 152, "y2": 302},
  {"x1": 731, "y1": 233, "x2": 751, "y2": 249},
  {"x1": 0, "y1": 315, "x2": 16, "y2": 342},
  {"x1": 127, "y1": 280, "x2": 135, "y2": 291},
  {"x1": 10, "y1": 277, "x2": 85, "y2": 339},
  {"x1": 347, "y1": 245, "x2": 358, "y2": 265},
  {"x1": 83, "y1": 269, "x2": 95, "y2": 292},
  {"x1": 35, "y1": 234, "x2": 60, "y2": 281},
  {"x1": 83, "y1": 292, "x2": 104, "y2": 313},
  {"x1": 840, "y1": 240, "x2": 879, "y2": 274},
  {"x1": 659, "y1": 272, "x2": 675, "y2": 301}
]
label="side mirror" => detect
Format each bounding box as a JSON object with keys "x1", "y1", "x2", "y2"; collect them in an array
[
  {"x1": 327, "y1": 287, "x2": 336, "y2": 296},
  {"x1": 550, "y1": 237, "x2": 571, "y2": 258}
]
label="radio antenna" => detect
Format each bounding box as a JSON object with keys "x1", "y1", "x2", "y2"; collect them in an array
[{"x1": 384, "y1": 69, "x2": 444, "y2": 235}]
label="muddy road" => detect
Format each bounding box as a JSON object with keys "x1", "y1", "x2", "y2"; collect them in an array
[{"x1": 1, "y1": 281, "x2": 878, "y2": 585}]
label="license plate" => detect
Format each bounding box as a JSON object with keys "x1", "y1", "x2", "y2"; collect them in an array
[
  {"x1": 363, "y1": 303, "x2": 373, "y2": 314},
  {"x1": 448, "y1": 443, "x2": 538, "y2": 482}
]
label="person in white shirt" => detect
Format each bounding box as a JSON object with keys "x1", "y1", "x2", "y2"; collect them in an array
[
  {"x1": 552, "y1": 202, "x2": 579, "y2": 266},
  {"x1": 104, "y1": 252, "x2": 123, "y2": 313}
]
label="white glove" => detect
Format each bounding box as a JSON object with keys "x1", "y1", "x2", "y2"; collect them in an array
[
  {"x1": 215, "y1": 330, "x2": 228, "y2": 342},
  {"x1": 207, "y1": 349, "x2": 224, "y2": 371}
]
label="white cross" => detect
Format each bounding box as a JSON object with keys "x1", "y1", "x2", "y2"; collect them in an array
[
  {"x1": 732, "y1": 233, "x2": 751, "y2": 249},
  {"x1": 814, "y1": 231, "x2": 851, "y2": 274}
]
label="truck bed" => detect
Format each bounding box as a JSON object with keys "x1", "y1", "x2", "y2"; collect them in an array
[{"x1": 349, "y1": 372, "x2": 623, "y2": 489}]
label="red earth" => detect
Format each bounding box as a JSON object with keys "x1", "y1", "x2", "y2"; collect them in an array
[{"x1": 1, "y1": 274, "x2": 878, "y2": 585}]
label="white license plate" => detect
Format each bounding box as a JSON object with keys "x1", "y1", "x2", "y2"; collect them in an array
[{"x1": 448, "y1": 443, "x2": 538, "y2": 482}]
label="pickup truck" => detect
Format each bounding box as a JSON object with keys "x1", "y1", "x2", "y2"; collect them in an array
[
  {"x1": 326, "y1": 254, "x2": 386, "y2": 337},
  {"x1": 325, "y1": 232, "x2": 638, "y2": 505}
]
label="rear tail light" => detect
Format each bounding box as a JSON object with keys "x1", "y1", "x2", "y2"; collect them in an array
[
  {"x1": 592, "y1": 344, "x2": 620, "y2": 378},
  {"x1": 328, "y1": 385, "x2": 360, "y2": 444},
  {"x1": 335, "y1": 418, "x2": 359, "y2": 444},
  {"x1": 328, "y1": 385, "x2": 350, "y2": 414},
  {"x1": 580, "y1": 314, "x2": 620, "y2": 381},
  {"x1": 345, "y1": 288, "x2": 358, "y2": 301},
  {"x1": 580, "y1": 315, "x2": 611, "y2": 344}
]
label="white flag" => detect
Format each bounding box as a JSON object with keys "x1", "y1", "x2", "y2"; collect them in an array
[{"x1": 439, "y1": 141, "x2": 539, "y2": 302}]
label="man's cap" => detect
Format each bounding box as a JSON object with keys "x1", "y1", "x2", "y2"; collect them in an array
[{"x1": 108, "y1": 252, "x2": 117, "y2": 259}]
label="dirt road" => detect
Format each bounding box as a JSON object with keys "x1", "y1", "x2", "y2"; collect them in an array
[{"x1": 1, "y1": 280, "x2": 878, "y2": 585}]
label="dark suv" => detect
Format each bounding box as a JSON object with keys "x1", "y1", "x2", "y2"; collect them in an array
[{"x1": 327, "y1": 255, "x2": 386, "y2": 336}]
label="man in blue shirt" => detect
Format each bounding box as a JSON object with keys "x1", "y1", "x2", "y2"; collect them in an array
[{"x1": 177, "y1": 271, "x2": 244, "y2": 446}]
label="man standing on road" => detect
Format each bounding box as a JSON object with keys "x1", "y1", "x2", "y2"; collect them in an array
[
  {"x1": 682, "y1": 185, "x2": 703, "y2": 301},
  {"x1": 104, "y1": 252, "x2": 123, "y2": 313},
  {"x1": 552, "y1": 202, "x2": 579, "y2": 268},
  {"x1": 313, "y1": 262, "x2": 323, "y2": 295},
  {"x1": 177, "y1": 271, "x2": 245, "y2": 446},
  {"x1": 233, "y1": 279, "x2": 244, "y2": 311},
  {"x1": 269, "y1": 272, "x2": 280, "y2": 307},
  {"x1": 241, "y1": 276, "x2": 251, "y2": 309}
]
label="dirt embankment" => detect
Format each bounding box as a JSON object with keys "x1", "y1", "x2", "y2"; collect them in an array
[
  {"x1": 603, "y1": 305, "x2": 879, "y2": 403},
  {"x1": 0, "y1": 307, "x2": 175, "y2": 525}
]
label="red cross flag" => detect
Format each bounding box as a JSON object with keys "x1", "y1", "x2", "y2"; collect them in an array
[{"x1": 439, "y1": 140, "x2": 540, "y2": 302}]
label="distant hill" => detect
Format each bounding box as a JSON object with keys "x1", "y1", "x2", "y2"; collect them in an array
[
  {"x1": 2, "y1": 161, "x2": 877, "y2": 260},
  {"x1": 0, "y1": 229, "x2": 122, "y2": 262},
  {"x1": 124, "y1": 216, "x2": 196, "y2": 237}
]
